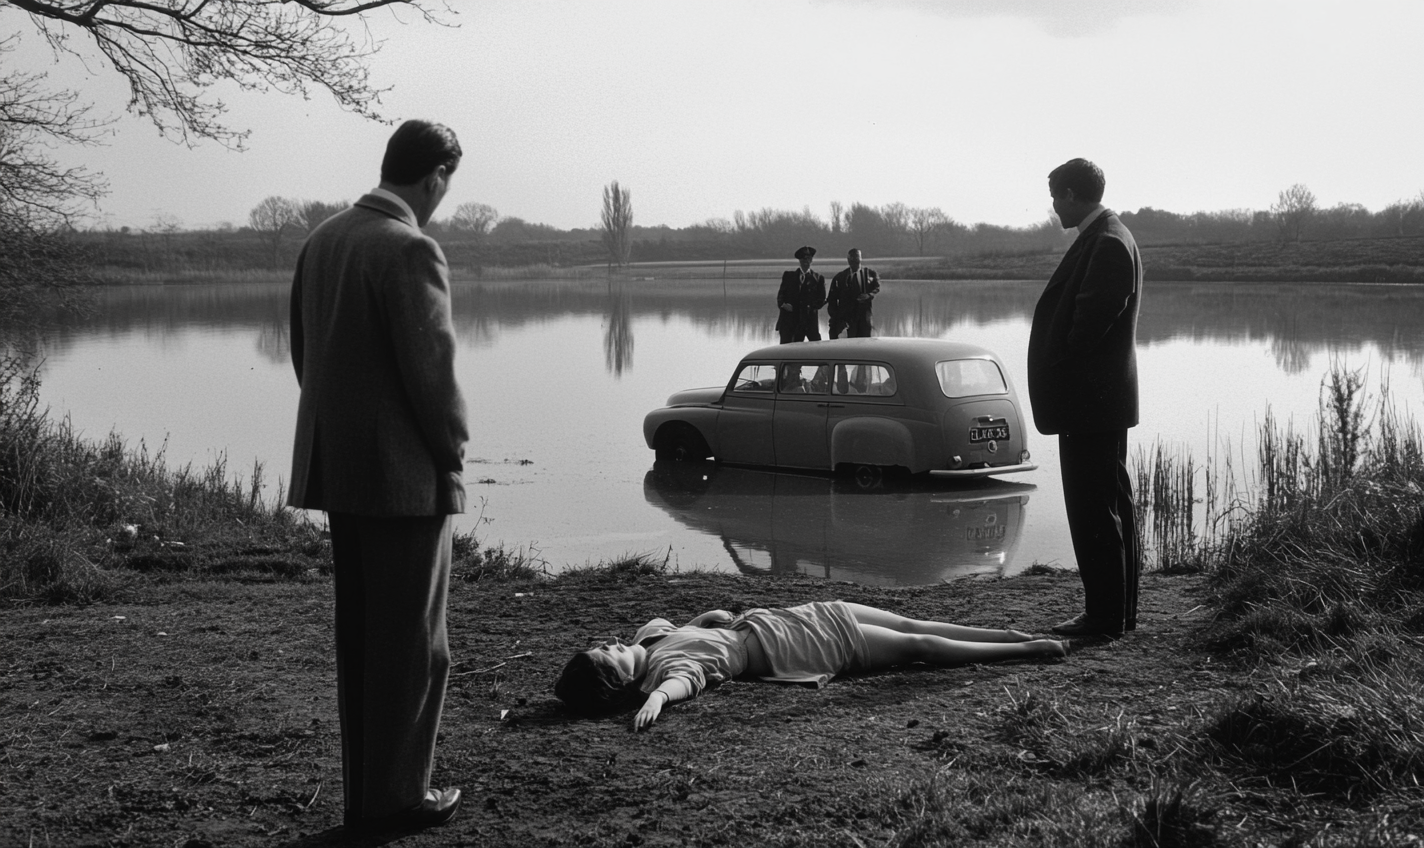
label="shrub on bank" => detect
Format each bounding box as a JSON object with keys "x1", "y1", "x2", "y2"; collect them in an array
[{"x1": 0, "y1": 354, "x2": 326, "y2": 603}]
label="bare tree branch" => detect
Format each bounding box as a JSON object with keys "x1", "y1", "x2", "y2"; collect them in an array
[{"x1": 6, "y1": 0, "x2": 454, "y2": 148}]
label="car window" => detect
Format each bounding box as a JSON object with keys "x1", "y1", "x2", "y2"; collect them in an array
[
  {"x1": 936, "y1": 359, "x2": 1008, "y2": 398},
  {"x1": 830, "y1": 363, "x2": 896, "y2": 397},
  {"x1": 731, "y1": 363, "x2": 777, "y2": 393},
  {"x1": 779, "y1": 363, "x2": 830, "y2": 395}
]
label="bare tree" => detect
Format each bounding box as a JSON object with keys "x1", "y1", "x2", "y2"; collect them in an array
[
  {"x1": 0, "y1": 38, "x2": 107, "y2": 228},
  {"x1": 0, "y1": 36, "x2": 107, "y2": 324},
  {"x1": 249, "y1": 196, "x2": 299, "y2": 266},
  {"x1": 1, "y1": 3, "x2": 447, "y2": 324},
  {"x1": 1271, "y1": 183, "x2": 1317, "y2": 243},
  {"x1": 296, "y1": 199, "x2": 349, "y2": 234},
  {"x1": 907, "y1": 207, "x2": 950, "y2": 255},
  {"x1": 6, "y1": 0, "x2": 452, "y2": 148},
  {"x1": 601, "y1": 180, "x2": 633, "y2": 267},
  {"x1": 1379, "y1": 192, "x2": 1424, "y2": 237},
  {"x1": 448, "y1": 201, "x2": 498, "y2": 239},
  {"x1": 829, "y1": 201, "x2": 844, "y2": 234}
]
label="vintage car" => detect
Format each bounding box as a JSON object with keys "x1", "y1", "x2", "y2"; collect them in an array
[{"x1": 643, "y1": 337, "x2": 1036, "y2": 479}]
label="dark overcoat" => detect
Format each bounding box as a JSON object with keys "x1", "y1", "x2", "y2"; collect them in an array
[
  {"x1": 1026, "y1": 210, "x2": 1141, "y2": 435},
  {"x1": 827, "y1": 266, "x2": 880, "y2": 324},
  {"x1": 774, "y1": 268, "x2": 827, "y2": 335},
  {"x1": 288, "y1": 194, "x2": 469, "y2": 516}
]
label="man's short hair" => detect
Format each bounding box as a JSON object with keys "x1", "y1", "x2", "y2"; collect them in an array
[
  {"x1": 381, "y1": 120, "x2": 462, "y2": 186},
  {"x1": 1048, "y1": 158, "x2": 1106, "y2": 203}
]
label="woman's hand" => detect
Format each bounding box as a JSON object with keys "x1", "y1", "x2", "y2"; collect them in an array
[{"x1": 633, "y1": 691, "x2": 668, "y2": 731}]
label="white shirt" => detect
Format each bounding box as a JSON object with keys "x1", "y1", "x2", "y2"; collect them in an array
[
  {"x1": 370, "y1": 186, "x2": 417, "y2": 226},
  {"x1": 1075, "y1": 204, "x2": 1108, "y2": 236}
]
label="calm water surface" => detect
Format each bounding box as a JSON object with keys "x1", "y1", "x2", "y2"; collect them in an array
[{"x1": 32, "y1": 277, "x2": 1424, "y2": 585}]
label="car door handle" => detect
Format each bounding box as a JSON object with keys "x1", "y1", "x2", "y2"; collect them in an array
[{"x1": 817, "y1": 403, "x2": 846, "y2": 409}]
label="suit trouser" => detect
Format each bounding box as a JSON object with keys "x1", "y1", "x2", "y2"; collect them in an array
[
  {"x1": 845, "y1": 313, "x2": 873, "y2": 338},
  {"x1": 327, "y1": 512, "x2": 453, "y2": 824},
  {"x1": 1057, "y1": 430, "x2": 1139, "y2": 629}
]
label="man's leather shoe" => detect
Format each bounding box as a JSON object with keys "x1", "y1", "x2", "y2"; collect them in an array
[
  {"x1": 360, "y1": 787, "x2": 462, "y2": 832},
  {"x1": 1051, "y1": 613, "x2": 1123, "y2": 638}
]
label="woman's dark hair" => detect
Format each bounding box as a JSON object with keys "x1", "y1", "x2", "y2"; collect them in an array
[
  {"x1": 554, "y1": 650, "x2": 641, "y2": 714},
  {"x1": 1047, "y1": 158, "x2": 1106, "y2": 203},
  {"x1": 380, "y1": 120, "x2": 462, "y2": 186}
]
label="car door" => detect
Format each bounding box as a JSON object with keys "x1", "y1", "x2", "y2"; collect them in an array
[
  {"x1": 773, "y1": 362, "x2": 832, "y2": 469},
  {"x1": 716, "y1": 362, "x2": 777, "y2": 466}
]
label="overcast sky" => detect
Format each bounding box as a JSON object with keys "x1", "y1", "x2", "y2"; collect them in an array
[{"x1": 13, "y1": 0, "x2": 1424, "y2": 232}]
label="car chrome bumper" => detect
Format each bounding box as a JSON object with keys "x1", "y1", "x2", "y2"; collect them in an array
[{"x1": 928, "y1": 462, "x2": 1037, "y2": 479}]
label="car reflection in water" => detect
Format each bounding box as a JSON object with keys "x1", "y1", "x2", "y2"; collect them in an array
[{"x1": 644, "y1": 461, "x2": 1035, "y2": 586}]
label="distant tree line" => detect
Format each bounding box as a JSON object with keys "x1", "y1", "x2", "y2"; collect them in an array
[{"x1": 71, "y1": 182, "x2": 1424, "y2": 279}]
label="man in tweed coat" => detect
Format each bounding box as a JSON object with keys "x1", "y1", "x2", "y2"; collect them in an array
[
  {"x1": 1027, "y1": 158, "x2": 1142, "y2": 640},
  {"x1": 288, "y1": 120, "x2": 468, "y2": 831}
]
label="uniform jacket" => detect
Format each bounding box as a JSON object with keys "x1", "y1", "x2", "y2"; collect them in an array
[
  {"x1": 1026, "y1": 210, "x2": 1141, "y2": 435},
  {"x1": 827, "y1": 266, "x2": 880, "y2": 322},
  {"x1": 288, "y1": 193, "x2": 469, "y2": 516},
  {"x1": 774, "y1": 268, "x2": 827, "y2": 332}
]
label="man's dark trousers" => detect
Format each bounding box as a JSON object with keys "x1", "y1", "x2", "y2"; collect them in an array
[
  {"x1": 328, "y1": 513, "x2": 453, "y2": 824},
  {"x1": 1058, "y1": 430, "x2": 1139, "y2": 630}
]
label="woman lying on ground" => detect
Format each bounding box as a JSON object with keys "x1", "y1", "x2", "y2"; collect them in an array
[{"x1": 554, "y1": 601, "x2": 1066, "y2": 730}]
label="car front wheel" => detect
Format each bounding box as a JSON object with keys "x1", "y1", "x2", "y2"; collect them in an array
[{"x1": 655, "y1": 425, "x2": 710, "y2": 462}]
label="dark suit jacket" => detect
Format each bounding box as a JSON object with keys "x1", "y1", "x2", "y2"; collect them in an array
[
  {"x1": 827, "y1": 266, "x2": 880, "y2": 322},
  {"x1": 288, "y1": 193, "x2": 469, "y2": 516},
  {"x1": 774, "y1": 268, "x2": 827, "y2": 332},
  {"x1": 1026, "y1": 210, "x2": 1141, "y2": 435}
]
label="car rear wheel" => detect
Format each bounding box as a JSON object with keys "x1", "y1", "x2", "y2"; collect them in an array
[{"x1": 655, "y1": 425, "x2": 710, "y2": 462}]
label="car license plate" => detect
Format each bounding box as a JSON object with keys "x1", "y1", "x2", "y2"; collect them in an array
[
  {"x1": 969, "y1": 425, "x2": 1009, "y2": 443},
  {"x1": 965, "y1": 524, "x2": 1007, "y2": 541}
]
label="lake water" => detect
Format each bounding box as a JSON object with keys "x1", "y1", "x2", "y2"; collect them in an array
[{"x1": 30, "y1": 275, "x2": 1424, "y2": 586}]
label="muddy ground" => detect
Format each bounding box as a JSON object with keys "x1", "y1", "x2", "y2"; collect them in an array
[{"x1": 0, "y1": 567, "x2": 1314, "y2": 847}]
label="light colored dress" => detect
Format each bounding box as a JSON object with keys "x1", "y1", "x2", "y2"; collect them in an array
[{"x1": 633, "y1": 600, "x2": 868, "y2": 696}]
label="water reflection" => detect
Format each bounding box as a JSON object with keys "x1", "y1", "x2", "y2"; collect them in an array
[
  {"x1": 42, "y1": 279, "x2": 1424, "y2": 377},
  {"x1": 603, "y1": 282, "x2": 634, "y2": 376},
  {"x1": 643, "y1": 461, "x2": 1035, "y2": 586}
]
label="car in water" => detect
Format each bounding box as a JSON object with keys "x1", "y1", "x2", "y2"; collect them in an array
[{"x1": 643, "y1": 337, "x2": 1036, "y2": 480}]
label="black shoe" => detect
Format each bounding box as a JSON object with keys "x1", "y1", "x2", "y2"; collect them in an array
[
  {"x1": 1051, "y1": 613, "x2": 1123, "y2": 638},
  {"x1": 358, "y1": 787, "x2": 462, "y2": 832}
]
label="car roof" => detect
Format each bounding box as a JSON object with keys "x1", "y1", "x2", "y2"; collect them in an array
[{"x1": 740, "y1": 337, "x2": 998, "y2": 365}]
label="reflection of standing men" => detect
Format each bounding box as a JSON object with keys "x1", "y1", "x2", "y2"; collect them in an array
[
  {"x1": 828, "y1": 248, "x2": 880, "y2": 338},
  {"x1": 1027, "y1": 158, "x2": 1142, "y2": 639},
  {"x1": 288, "y1": 120, "x2": 469, "y2": 831},
  {"x1": 776, "y1": 245, "x2": 827, "y2": 343}
]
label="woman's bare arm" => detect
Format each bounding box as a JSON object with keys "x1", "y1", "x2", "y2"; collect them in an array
[
  {"x1": 686, "y1": 609, "x2": 734, "y2": 628},
  {"x1": 633, "y1": 676, "x2": 696, "y2": 731}
]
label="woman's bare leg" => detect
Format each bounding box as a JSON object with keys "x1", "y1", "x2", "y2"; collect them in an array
[
  {"x1": 858, "y1": 623, "x2": 1066, "y2": 670},
  {"x1": 844, "y1": 602, "x2": 1034, "y2": 643}
]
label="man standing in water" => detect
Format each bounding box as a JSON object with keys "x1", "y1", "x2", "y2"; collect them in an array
[
  {"x1": 776, "y1": 245, "x2": 827, "y2": 343},
  {"x1": 828, "y1": 248, "x2": 880, "y2": 338},
  {"x1": 1027, "y1": 158, "x2": 1142, "y2": 639},
  {"x1": 288, "y1": 120, "x2": 469, "y2": 831}
]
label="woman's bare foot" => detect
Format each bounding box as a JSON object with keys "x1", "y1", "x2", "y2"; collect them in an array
[{"x1": 1031, "y1": 638, "x2": 1068, "y2": 658}]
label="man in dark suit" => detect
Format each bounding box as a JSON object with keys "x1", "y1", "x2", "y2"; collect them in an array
[
  {"x1": 1027, "y1": 158, "x2": 1142, "y2": 639},
  {"x1": 289, "y1": 120, "x2": 468, "y2": 831},
  {"x1": 828, "y1": 248, "x2": 880, "y2": 338},
  {"x1": 775, "y1": 245, "x2": 826, "y2": 343}
]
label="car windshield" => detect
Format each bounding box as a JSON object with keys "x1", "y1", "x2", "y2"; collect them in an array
[
  {"x1": 731, "y1": 363, "x2": 777, "y2": 392},
  {"x1": 936, "y1": 359, "x2": 1007, "y2": 398}
]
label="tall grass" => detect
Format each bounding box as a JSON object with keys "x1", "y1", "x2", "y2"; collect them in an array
[{"x1": 0, "y1": 354, "x2": 324, "y2": 603}]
